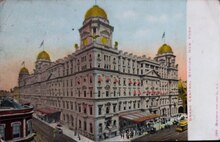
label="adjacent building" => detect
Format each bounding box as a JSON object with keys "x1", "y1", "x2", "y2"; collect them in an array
[
  {"x1": 0, "y1": 97, "x2": 34, "y2": 142},
  {"x1": 18, "y1": 5, "x2": 182, "y2": 141}
]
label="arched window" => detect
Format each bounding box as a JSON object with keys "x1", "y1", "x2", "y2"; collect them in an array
[
  {"x1": 113, "y1": 120, "x2": 116, "y2": 126},
  {"x1": 106, "y1": 106, "x2": 109, "y2": 114}
]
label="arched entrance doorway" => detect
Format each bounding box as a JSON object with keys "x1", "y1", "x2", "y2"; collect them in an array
[{"x1": 178, "y1": 106, "x2": 184, "y2": 113}]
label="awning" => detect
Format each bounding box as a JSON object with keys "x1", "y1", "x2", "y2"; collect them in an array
[
  {"x1": 119, "y1": 111, "x2": 160, "y2": 123},
  {"x1": 37, "y1": 107, "x2": 60, "y2": 115}
]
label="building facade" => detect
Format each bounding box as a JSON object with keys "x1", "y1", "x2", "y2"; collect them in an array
[
  {"x1": 0, "y1": 97, "x2": 34, "y2": 142},
  {"x1": 18, "y1": 5, "x2": 181, "y2": 141}
]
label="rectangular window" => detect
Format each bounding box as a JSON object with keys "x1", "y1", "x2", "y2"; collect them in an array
[
  {"x1": 90, "y1": 107, "x2": 92, "y2": 115},
  {"x1": 98, "y1": 90, "x2": 101, "y2": 97},
  {"x1": 84, "y1": 91, "x2": 86, "y2": 97},
  {"x1": 93, "y1": 27, "x2": 96, "y2": 34},
  {"x1": 84, "y1": 121, "x2": 87, "y2": 131},
  {"x1": 90, "y1": 123, "x2": 93, "y2": 133},
  {"x1": 113, "y1": 105, "x2": 116, "y2": 112},
  {"x1": 84, "y1": 107, "x2": 87, "y2": 114},
  {"x1": 79, "y1": 120, "x2": 81, "y2": 129},
  {"x1": 12, "y1": 123, "x2": 20, "y2": 138},
  {"x1": 106, "y1": 91, "x2": 109, "y2": 97},
  {"x1": 71, "y1": 102, "x2": 73, "y2": 110},
  {"x1": 27, "y1": 120, "x2": 32, "y2": 135},
  {"x1": 0, "y1": 125, "x2": 5, "y2": 140},
  {"x1": 79, "y1": 106, "x2": 81, "y2": 112},
  {"x1": 98, "y1": 107, "x2": 102, "y2": 115},
  {"x1": 90, "y1": 90, "x2": 92, "y2": 97}
]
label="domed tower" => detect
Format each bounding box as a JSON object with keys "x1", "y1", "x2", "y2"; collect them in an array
[
  {"x1": 18, "y1": 67, "x2": 29, "y2": 86},
  {"x1": 155, "y1": 44, "x2": 176, "y2": 67},
  {"x1": 35, "y1": 50, "x2": 51, "y2": 72},
  {"x1": 154, "y1": 43, "x2": 178, "y2": 79},
  {"x1": 19, "y1": 67, "x2": 29, "y2": 78},
  {"x1": 79, "y1": 5, "x2": 114, "y2": 49}
]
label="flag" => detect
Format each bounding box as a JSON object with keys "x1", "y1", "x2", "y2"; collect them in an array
[
  {"x1": 39, "y1": 40, "x2": 44, "y2": 48},
  {"x1": 21, "y1": 61, "x2": 25, "y2": 66},
  {"x1": 162, "y1": 32, "x2": 165, "y2": 40}
]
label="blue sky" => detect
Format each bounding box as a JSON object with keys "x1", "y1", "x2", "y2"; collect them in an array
[{"x1": 0, "y1": 0, "x2": 186, "y2": 90}]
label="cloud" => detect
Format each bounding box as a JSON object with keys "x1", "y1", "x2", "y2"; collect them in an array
[
  {"x1": 173, "y1": 13, "x2": 184, "y2": 20},
  {"x1": 133, "y1": 28, "x2": 149, "y2": 39},
  {"x1": 146, "y1": 14, "x2": 168, "y2": 23},
  {"x1": 115, "y1": 10, "x2": 138, "y2": 20}
]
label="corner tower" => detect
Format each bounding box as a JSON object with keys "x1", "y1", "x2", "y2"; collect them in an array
[
  {"x1": 79, "y1": 5, "x2": 114, "y2": 49},
  {"x1": 35, "y1": 50, "x2": 51, "y2": 72}
]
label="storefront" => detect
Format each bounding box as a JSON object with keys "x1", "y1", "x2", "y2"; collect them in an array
[{"x1": 119, "y1": 111, "x2": 160, "y2": 131}]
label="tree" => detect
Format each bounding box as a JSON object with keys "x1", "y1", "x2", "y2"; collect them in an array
[
  {"x1": 114, "y1": 41, "x2": 118, "y2": 49},
  {"x1": 74, "y1": 44, "x2": 79, "y2": 50},
  {"x1": 178, "y1": 80, "x2": 187, "y2": 113}
]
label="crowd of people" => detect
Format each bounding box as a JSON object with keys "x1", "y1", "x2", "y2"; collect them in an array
[{"x1": 119, "y1": 126, "x2": 150, "y2": 140}]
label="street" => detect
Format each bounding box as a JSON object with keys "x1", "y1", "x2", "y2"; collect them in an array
[
  {"x1": 132, "y1": 125, "x2": 187, "y2": 141},
  {"x1": 32, "y1": 117, "x2": 76, "y2": 142}
]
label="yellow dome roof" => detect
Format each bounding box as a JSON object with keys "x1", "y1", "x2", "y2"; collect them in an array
[
  {"x1": 19, "y1": 67, "x2": 29, "y2": 74},
  {"x1": 37, "y1": 50, "x2": 50, "y2": 61},
  {"x1": 85, "y1": 5, "x2": 107, "y2": 20},
  {"x1": 157, "y1": 44, "x2": 173, "y2": 54}
]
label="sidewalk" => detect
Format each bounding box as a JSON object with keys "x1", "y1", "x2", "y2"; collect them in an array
[
  {"x1": 49, "y1": 123, "x2": 94, "y2": 142},
  {"x1": 33, "y1": 114, "x2": 94, "y2": 142},
  {"x1": 33, "y1": 114, "x2": 151, "y2": 142},
  {"x1": 101, "y1": 132, "x2": 149, "y2": 142}
]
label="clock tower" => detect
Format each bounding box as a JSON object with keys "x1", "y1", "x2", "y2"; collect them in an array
[{"x1": 79, "y1": 5, "x2": 114, "y2": 49}]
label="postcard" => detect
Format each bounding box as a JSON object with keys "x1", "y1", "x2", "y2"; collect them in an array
[{"x1": 0, "y1": 0, "x2": 219, "y2": 141}]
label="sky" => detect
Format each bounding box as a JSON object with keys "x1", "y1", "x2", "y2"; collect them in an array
[{"x1": 0, "y1": 0, "x2": 186, "y2": 90}]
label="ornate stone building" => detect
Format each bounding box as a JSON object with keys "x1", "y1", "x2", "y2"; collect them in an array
[{"x1": 18, "y1": 5, "x2": 181, "y2": 141}]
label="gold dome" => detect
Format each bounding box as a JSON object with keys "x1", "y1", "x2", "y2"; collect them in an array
[
  {"x1": 157, "y1": 44, "x2": 173, "y2": 54},
  {"x1": 37, "y1": 50, "x2": 50, "y2": 61},
  {"x1": 19, "y1": 67, "x2": 29, "y2": 74},
  {"x1": 178, "y1": 80, "x2": 186, "y2": 89},
  {"x1": 85, "y1": 5, "x2": 108, "y2": 20}
]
